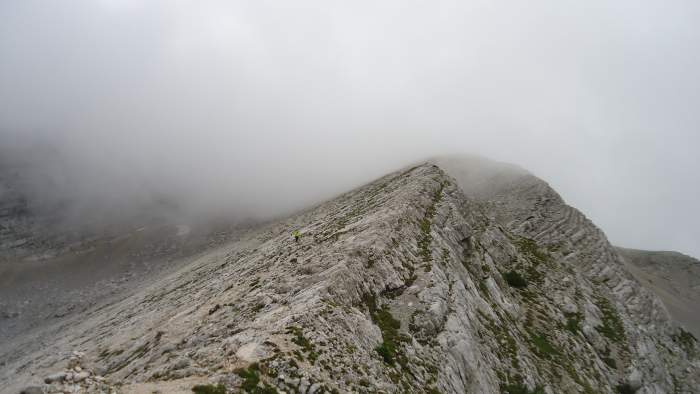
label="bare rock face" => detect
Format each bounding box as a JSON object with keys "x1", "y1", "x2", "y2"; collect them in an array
[{"x1": 1, "y1": 158, "x2": 698, "y2": 393}]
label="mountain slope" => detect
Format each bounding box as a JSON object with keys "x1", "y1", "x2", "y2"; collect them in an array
[
  {"x1": 2, "y1": 159, "x2": 698, "y2": 393},
  {"x1": 617, "y1": 247, "x2": 700, "y2": 339},
  {"x1": 0, "y1": 159, "x2": 250, "y2": 347}
]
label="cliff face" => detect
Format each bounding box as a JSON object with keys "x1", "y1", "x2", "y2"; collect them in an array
[{"x1": 2, "y1": 159, "x2": 698, "y2": 394}]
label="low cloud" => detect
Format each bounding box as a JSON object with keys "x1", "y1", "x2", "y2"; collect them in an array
[{"x1": 1, "y1": 1, "x2": 699, "y2": 256}]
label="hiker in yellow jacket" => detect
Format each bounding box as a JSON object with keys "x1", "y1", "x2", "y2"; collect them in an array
[{"x1": 292, "y1": 230, "x2": 301, "y2": 243}]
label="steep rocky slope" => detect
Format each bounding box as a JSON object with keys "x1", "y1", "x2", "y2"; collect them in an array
[
  {"x1": 617, "y1": 248, "x2": 700, "y2": 339},
  {"x1": 2, "y1": 158, "x2": 698, "y2": 393}
]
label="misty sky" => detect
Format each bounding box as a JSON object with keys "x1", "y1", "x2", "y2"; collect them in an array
[{"x1": 1, "y1": 1, "x2": 699, "y2": 257}]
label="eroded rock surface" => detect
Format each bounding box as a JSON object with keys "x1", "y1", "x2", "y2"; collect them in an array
[{"x1": 1, "y1": 158, "x2": 698, "y2": 393}]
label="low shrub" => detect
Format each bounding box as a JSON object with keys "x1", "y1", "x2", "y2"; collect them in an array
[{"x1": 503, "y1": 270, "x2": 528, "y2": 288}]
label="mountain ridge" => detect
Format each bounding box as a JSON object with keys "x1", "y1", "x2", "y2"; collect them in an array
[{"x1": 1, "y1": 158, "x2": 698, "y2": 393}]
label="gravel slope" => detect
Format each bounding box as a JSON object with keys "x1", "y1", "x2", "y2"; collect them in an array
[{"x1": 617, "y1": 247, "x2": 700, "y2": 338}]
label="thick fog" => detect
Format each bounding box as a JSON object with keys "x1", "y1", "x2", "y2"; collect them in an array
[{"x1": 1, "y1": 1, "x2": 699, "y2": 256}]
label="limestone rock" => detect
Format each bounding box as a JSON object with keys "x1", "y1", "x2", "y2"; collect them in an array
[{"x1": 1, "y1": 157, "x2": 697, "y2": 393}]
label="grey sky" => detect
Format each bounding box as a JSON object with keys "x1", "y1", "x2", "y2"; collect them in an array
[{"x1": 1, "y1": 1, "x2": 699, "y2": 257}]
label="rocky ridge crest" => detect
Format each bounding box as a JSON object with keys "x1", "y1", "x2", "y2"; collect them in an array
[{"x1": 2, "y1": 159, "x2": 698, "y2": 393}]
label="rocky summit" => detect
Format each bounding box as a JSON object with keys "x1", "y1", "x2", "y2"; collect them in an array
[{"x1": 1, "y1": 157, "x2": 698, "y2": 394}]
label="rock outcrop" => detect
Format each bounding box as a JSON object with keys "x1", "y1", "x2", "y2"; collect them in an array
[{"x1": 1, "y1": 157, "x2": 698, "y2": 393}]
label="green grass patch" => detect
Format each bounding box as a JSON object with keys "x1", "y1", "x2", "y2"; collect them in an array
[
  {"x1": 529, "y1": 332, "x2": 560, "y2": 359},
  {"x1": 564, "y1": 312, "x2": 582, "y2": 335},
  {"x1": 503, "y1": 270, "x2": 528, "y2": 289},
  {"x1": 234, "y1": 363, "x2": 279, "y2": 393},
  {"x1": 417, "y1": 183, "x2": 444, "y2": 263},
  {"x1": 375, "y1": 342, "x2": 395, "y2": 365},
  {"x1": 479, "y1": 311, "x2": 519, "y2": 369},
  {"x1": 595, "y1": 298, "x2": 626, "y2": 344},
  {"x1": 478, "y1": 280, "x2": 490, "y2": 297},
  {"x1": 615, "y1": 383, "x2": 637, "y2": 394},
  {"x1": 286, "y1": 326, "x2": 319, "y2": 363},
  {"x1": 364, "y1": 293, "x2": 409, "y2": 368},
  {"x1": 514, "y1": 237, "x2": 549, "y2": 265},
  {"x1": 602, "y1": 356, "x2": 617, "y2": 369},
  {"x1": 524, "y1": 264, "x2": 544, "y2": 285},
  {"x1": 500, "y1": 383, "x2": 545, "y2": 394},
  {"x1": 192, "y1": 384, "x2": 226, "y2": 394}
]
